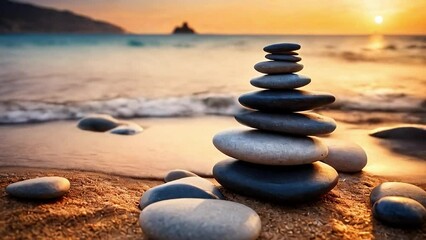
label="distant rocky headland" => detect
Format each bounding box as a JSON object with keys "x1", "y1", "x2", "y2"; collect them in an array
[
  {"x1": 0, "y1": 0, "x2": 125, "y2": 33},
  {"x1": 172, "y1": 22, "x2": 196, "y2": 34}
]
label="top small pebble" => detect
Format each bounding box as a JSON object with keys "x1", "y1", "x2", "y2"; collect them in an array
[{"x1": 263, "y1": 43, "x2": 301, "y2": 53}]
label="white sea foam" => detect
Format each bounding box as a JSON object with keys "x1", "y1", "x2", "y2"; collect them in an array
[{"x1": 0, "y1": 93, "x2": 424, "y2": 124}]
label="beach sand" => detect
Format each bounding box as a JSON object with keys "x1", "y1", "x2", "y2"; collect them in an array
[
  {"x1": 0, "y1": 167, "x2": 425, "y2": 240},
  {"x1": 0, "y1": 114, "x2": 425, "y2": 239}
]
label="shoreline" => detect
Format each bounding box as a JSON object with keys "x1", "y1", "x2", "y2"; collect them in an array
[
  {"x1": 0, "y1": 166, "x2": 425, "y2": 239},
  {"x1": 0, "y1": 115, "x2": 425, "y2": 181}
]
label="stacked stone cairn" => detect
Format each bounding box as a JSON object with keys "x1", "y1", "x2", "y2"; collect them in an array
[{"x1": 213, "y1": 43, "x2": 340, "y2": 202}]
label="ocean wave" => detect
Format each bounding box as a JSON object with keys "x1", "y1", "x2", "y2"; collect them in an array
[
  {"x1": 0, "y1": 94, "x2": 241, "y2": 124},
  {"x1": 0, "y1": 93, "x2": 424, "y2": 124}
]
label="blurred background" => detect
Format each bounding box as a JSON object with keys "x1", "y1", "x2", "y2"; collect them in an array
[{"x1": 0, "y1": 0, "x2": 425, "y2": 124}]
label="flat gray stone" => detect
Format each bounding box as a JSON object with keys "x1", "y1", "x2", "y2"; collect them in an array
[
  {"x1": 265, "y1": 54, "x2": 301, "y2": 62},
  {"x1": 235, "y1": 111, "x2": 336, "y2": 135},
  {"x1": 213, "y1": 159, "x2": 338, "y2": 202},
  {"x1": 239, "y1": 90, "x2": 335, "y2": 112},
  {"x1": 321, "y1": 139, "x2": 368, "y2": 173},
  {"x1": 369, "y1": 125, "x2": 426, "y2": 139},
  {"x1": 6, "y1": 177, "x2": 70, "y2": 199},
  {"x1": 250, "y1": 74, "x2": 311, "y2": 89},
  {"x1": 370, "y1": 182, "x2": 426, "y2": 207},
  {"x1": 164, "y1": 169, "x2": 199, "y2": 182},
  {"x1": 139, "y1": 198, "x2": 261, "y2": 240},
  {"x1": 109, "y1": 123, "x2": 143, "y2": 135},
  {"x1": 373, "y1": 196, "x2": 426, "y2": 227},
  {"x1": 140, "y1": 177, "x2": 224, "y2": 209},
  {"x1": 254, "y1": 61, "x2": 303, "y2": 74},
  {"x1": 213, "y1": 129, "x2": 328, "y2": 165},
  {"x1": 263, "y1": 43, "x2": 301, "y2": 53},
  {"x1": 77, "y1": 114, "x2": 120, "y2": 132}
]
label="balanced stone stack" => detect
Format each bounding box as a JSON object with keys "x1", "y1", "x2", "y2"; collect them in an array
[{"x1": 213, "y1": 43, "x2": 339, "y2": 202}]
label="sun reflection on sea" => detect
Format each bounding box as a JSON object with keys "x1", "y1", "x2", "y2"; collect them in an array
[{"x1": 368, "y1": 34, "x2": 385, "y2": 50}]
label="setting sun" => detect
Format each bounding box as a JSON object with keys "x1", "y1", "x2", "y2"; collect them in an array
[{"x1": 374, "y1": 15, "x2": 383, "y2": 24}]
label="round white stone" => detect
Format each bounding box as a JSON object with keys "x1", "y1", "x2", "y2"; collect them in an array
[
  {"x1": 139, "y1": 198, "x2": 261, "y2": 240},
  {"x1": 321, "y1": 139, "x2": 368, "y2": 172},
  {"x1": 6, "y1": 176, "x2": 70, "y2": 199}
]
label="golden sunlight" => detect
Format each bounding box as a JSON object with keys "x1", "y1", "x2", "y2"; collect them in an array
[{"x1": 374, "y1": 15, "x2": 383, "y2": 24}]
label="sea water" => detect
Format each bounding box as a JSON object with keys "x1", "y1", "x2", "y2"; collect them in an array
[{"x1": 0, "y1": 34, "x2": 425, "y2": 123}]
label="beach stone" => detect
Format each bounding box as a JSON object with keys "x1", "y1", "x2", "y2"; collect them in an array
[
  {"x1": 321, "y1": 139, "x2": 367, "y2": 173},
  {"x1": 213, "y1": 159, "x2": 338, "y2": 202},
  {"x1": 139, "y1": 198, "x2": 261, "y2": 240},
  {"x1": 213, "y1": 129, "x2": 328, "y2": 165},
  {"x1": 373, "y1": 196, "x2": 426, "y2": 227},
  {"x1": 164, "y1": 169, "x2": 199, "y2": 182},
  {"x1": 265, "y1": 54, "x2": 301, "y2": 62},
  {"x1": 109, "y1": 123, "x2": 143, "y2": 135},
  {"x1": 6, "y1": 177, "x2": 70, "y2": 199},
  {"x1": 370, "y1": 182, "x2": 426, "y2": 207},
  {"x1": 263, "y1": 43, "x2": 301, "y2": 53},
  {"x1": 250, "y1": 74, "x2": 311, "y2": 89},
  {"x1": 77, "y1": 114, "x2": 120, "y2": 132},
  {"x1": 235, "y1": 111, "x2": 336, "y2": 135},
  {"x1": 239, "y1": 90, "x2": 335, "y2": 112},
  {"x1": 140, "y1": 177, "x2": 224, "y2": 209},
  {"x1": 254, "y1": 61, "x2": 303, "y2": 74},
  {"x1": 369, "y1": 125, "x2": 426, "y2": 139}
]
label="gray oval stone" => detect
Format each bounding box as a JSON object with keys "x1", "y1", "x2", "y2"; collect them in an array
[
  {"x1": 77, "y1": 114, "x2": 120, "y2": 132},
  {"x1": 265, "y1": 54, "x2": 301, "y2": 62},
  {"x1": 250, "y1": 74, "x2": 311, "y2": 89},
  {"x1": 235, "y1": 111, "x2": 336, "y2": 135},
  {"x1": 370, "y1": 182, "x2": 426, "y2": 207},
  {"x1": 321, "y1": 139, "x2": 368, "y2": 173},
  {"x1": 6, "y1": 176, "x2": 70, "y2": 199},
  {"x1": 140, "y1": 177, "x2": 224, "y2": 209},
  {"x1": 263, "y1": 43, "x2": 301, "y2": 53},
  {"x1": 373, "y1": 196, "x2": 426, "y2": 227},
  {"x1": 213, "y1": 159, "x2": 338, "y2": 202},
  {"x1": 254, "y1": 61, "x2": 303, "y2": 74},
  {"x1": 109, "y1": 123, "x2": 143, "y2": 135},
  {"x1": 239, "y1": 90, "x2": 336, "y2": 112},
  {"x1": 139, "y1": 198, "x2": 261, "y2": 240},
  {"x1": 164, "y1": 169, "x2": 199, "y2": 182},
  {"x1": 213, "y1": 129, "x2": 328, "y2": 165},
  {"x1": 369, "y1": 125, "x2": 426, "y2": 139}
]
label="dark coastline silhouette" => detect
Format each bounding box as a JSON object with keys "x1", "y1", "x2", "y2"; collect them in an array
[{"x1": 0, "y1": 0, "x2": 124, "y2": 33}]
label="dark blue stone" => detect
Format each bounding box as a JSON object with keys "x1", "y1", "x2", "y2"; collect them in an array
[
  {"x1": 77, "y1": 115, "x2": 119, "y2": 132},
  {"x1": 265, "y1": 54, "x2": 301, "y2": 62},
  {"x1": 164, "y1": 169, "x2": 199, "y2": 182},
  {"x1": 370, "y1": 125, "x2": 426, "y2": 139},
  {"x1": 264, "y1": 43, "x2": 301, "y2": 53},
  {"x1": 238, "y1": 90, "x2": 335, "y2": 112},
  {"x1": 139, "y1": 177, "x2": 224, "y2": 209},
  {"x1": 373, "y1": 196, "x2": 426, "y2": 228},
  {"x1": 213, "y1": 159, "x2": 338, "y2": 202},
  {"x1": 250, "y1": 74, "x2": 310, "y2": 89},
  {"x1": 370, "y1": 182, "x2": 426, "y2": 207},
  {"x1": 235, "y1": 111, "x2": 336, "y2": 135}
]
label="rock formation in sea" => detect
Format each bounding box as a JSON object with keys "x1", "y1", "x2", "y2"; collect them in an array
[{"x1": 172, "y1": 22, "x2": 196, "y2": 34}]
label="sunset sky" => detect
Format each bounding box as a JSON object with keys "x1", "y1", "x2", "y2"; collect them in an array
[{"x1": 17, "y1": 0, "x2": 426, "y2": 35}]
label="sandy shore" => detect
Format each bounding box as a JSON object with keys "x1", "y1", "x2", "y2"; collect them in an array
[{"x1": 0, "y1": 167, "x2": 425, "y2": 239}]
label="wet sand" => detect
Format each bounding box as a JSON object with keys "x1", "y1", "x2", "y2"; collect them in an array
[
  {"x1": 0, "y1": 115, "x2": 425, "y2": 181},
  {"x1": 0, "y1": 167, "x2": 425, "y2": 239}
]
